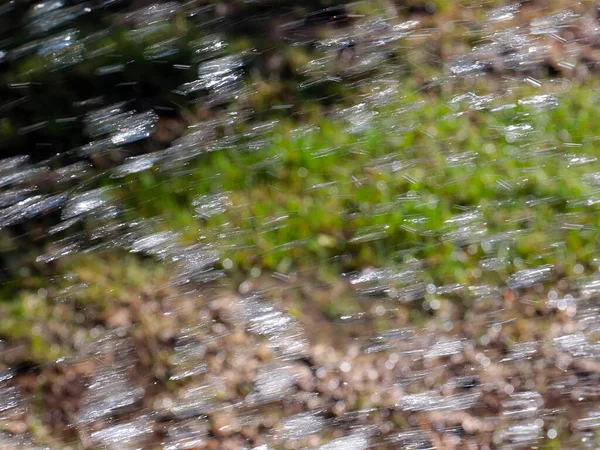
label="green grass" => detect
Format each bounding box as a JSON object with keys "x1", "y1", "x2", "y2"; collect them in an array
[{"x1": 102, "y1": 82, "x2": 600, "y2": 291}]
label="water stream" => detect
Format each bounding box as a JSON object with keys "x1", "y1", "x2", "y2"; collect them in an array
[{"x1": 0, "y1": 0, "x2": 599, "y2": 448}]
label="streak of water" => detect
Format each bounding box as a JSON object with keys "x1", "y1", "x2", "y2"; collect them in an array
[{"x1": 0, "y1": 0, "x2": 599, "y2": 449}]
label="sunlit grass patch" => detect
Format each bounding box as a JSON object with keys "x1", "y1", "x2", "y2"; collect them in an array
[{"x1": 107, "y1": 83, "x2": 600, "y2": 291}]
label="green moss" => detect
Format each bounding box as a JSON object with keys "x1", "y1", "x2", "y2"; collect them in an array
[{"x1": 95, "y1": 83, "x2": 600, "y2": 288}]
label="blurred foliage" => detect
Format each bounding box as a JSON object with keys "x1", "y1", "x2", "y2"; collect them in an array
[{"x1": 106, "y1": 82, "x2": 600, "y2": 288}]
